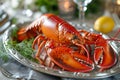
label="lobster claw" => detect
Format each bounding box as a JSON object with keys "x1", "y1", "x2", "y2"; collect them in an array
[
  {"x1": 48, "y1": 46, "x2": 94, "y2": 72},
  {"x1": 94, "y1": 38, "x2": 117, "y2": 71}
]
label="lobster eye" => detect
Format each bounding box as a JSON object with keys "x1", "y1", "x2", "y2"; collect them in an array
[
  {"x1": 71, "y1": 35, "x2": 80, "y2": 43},
  {"x1": 73, "y1": 35, "x2": 78, "y2": 40}
]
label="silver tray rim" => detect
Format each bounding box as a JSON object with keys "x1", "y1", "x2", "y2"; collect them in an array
[{"x1": 2, "y1": 22, "x2": 120, "y2": 79}]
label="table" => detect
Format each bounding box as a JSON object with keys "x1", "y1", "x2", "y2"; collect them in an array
[
  {"x1": 0, "y1": 71, "x2": 16, "y2": 80},
  {"x1": 1, "y1": 10, "x2": 120, "y2": 80}
]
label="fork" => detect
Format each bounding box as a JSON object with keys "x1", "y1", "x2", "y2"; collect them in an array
[{"x1": 0, "y1": 66, "x2": 26, "y2": 80}]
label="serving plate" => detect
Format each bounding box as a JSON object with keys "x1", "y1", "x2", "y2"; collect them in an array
[{"x1": 2, "y1": 22, "x2": 120, "y2": 79}]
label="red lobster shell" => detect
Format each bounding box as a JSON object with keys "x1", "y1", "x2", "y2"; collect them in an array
[{"x1": 17, "y1": 13, "x2": 117, "y2": 72}]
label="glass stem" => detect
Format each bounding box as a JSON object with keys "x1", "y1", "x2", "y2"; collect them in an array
[{"x1": 78, "y1": 5, "x2": 85, "y2": 25}]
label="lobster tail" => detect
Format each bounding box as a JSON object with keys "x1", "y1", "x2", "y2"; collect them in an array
[{"x1": 17, "y1": 27, "x2": 37, "y2": 41}]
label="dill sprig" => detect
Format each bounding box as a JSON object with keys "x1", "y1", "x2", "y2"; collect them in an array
[{"x1": 7, "y1": 27, "x2": 38, "y2": 62}]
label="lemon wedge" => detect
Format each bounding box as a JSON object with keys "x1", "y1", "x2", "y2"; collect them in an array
[{"x1": 94, "y1": 16, "x2": 115, "y2": 34}]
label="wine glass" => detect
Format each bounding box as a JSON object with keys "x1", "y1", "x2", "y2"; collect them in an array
[{"x1": 73, "y1": 0, "x2": 92, "y2": 28}]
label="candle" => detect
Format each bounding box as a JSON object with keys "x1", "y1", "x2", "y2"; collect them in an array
[
  {"x1": 117, "y1": 0, "x2": 120, "y2": 5},
  {"x1": 58, "y1": 0, "x2": 76, "y2": 20},
  {"x1": 64, "y1": 0, "x2": 72, "y2": 12}
]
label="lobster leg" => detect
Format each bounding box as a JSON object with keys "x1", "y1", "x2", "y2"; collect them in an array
[
  {"x1": 78, "y1": 30, "x2": 117, "y2": 71},
  {"x1": 32, "y1": 35, "x2": 46, "y2": 49},
  {"x1": 35, "y1": 40, "x2": 46, "y2": 65},
  {"x1": 31, "y1": 34, "x2": 48, "y2": 65},
  {"x1": 48, "y1": 46, "x2": 94, "y2": 72}
]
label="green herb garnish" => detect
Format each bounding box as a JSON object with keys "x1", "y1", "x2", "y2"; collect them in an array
[
  {"x1": 7, "y1": 27, "x2": 38, "y2": 62},
  {"x1": 7, "y1": 38, "x2": 37, "y2": 62},
  {"x1": 0, "y1": 40, "x2": 9, "y2": 62},
  {"x1": 10, "y1": 27, "x2": 19, "y2": 40},
  {"x1": 7, "y1": 38, "x2": 38, "y2": 62}
]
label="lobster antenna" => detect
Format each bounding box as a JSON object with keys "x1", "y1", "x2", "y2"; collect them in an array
[
  {"x1": 107, "y1": 28, "x2": 120, "y2": 41},
  {"x1": 112, "y1": 28, "x2": 120, "y2": 39}
]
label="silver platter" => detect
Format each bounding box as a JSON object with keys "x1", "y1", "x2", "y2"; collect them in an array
[{"x1": 2, "y1": 22, "x2": 120, "y2": 79}]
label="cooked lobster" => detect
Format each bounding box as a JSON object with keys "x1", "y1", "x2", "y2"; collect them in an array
[{"x1": 17, "y1": 13, "x2": 117, "y2": 72}]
